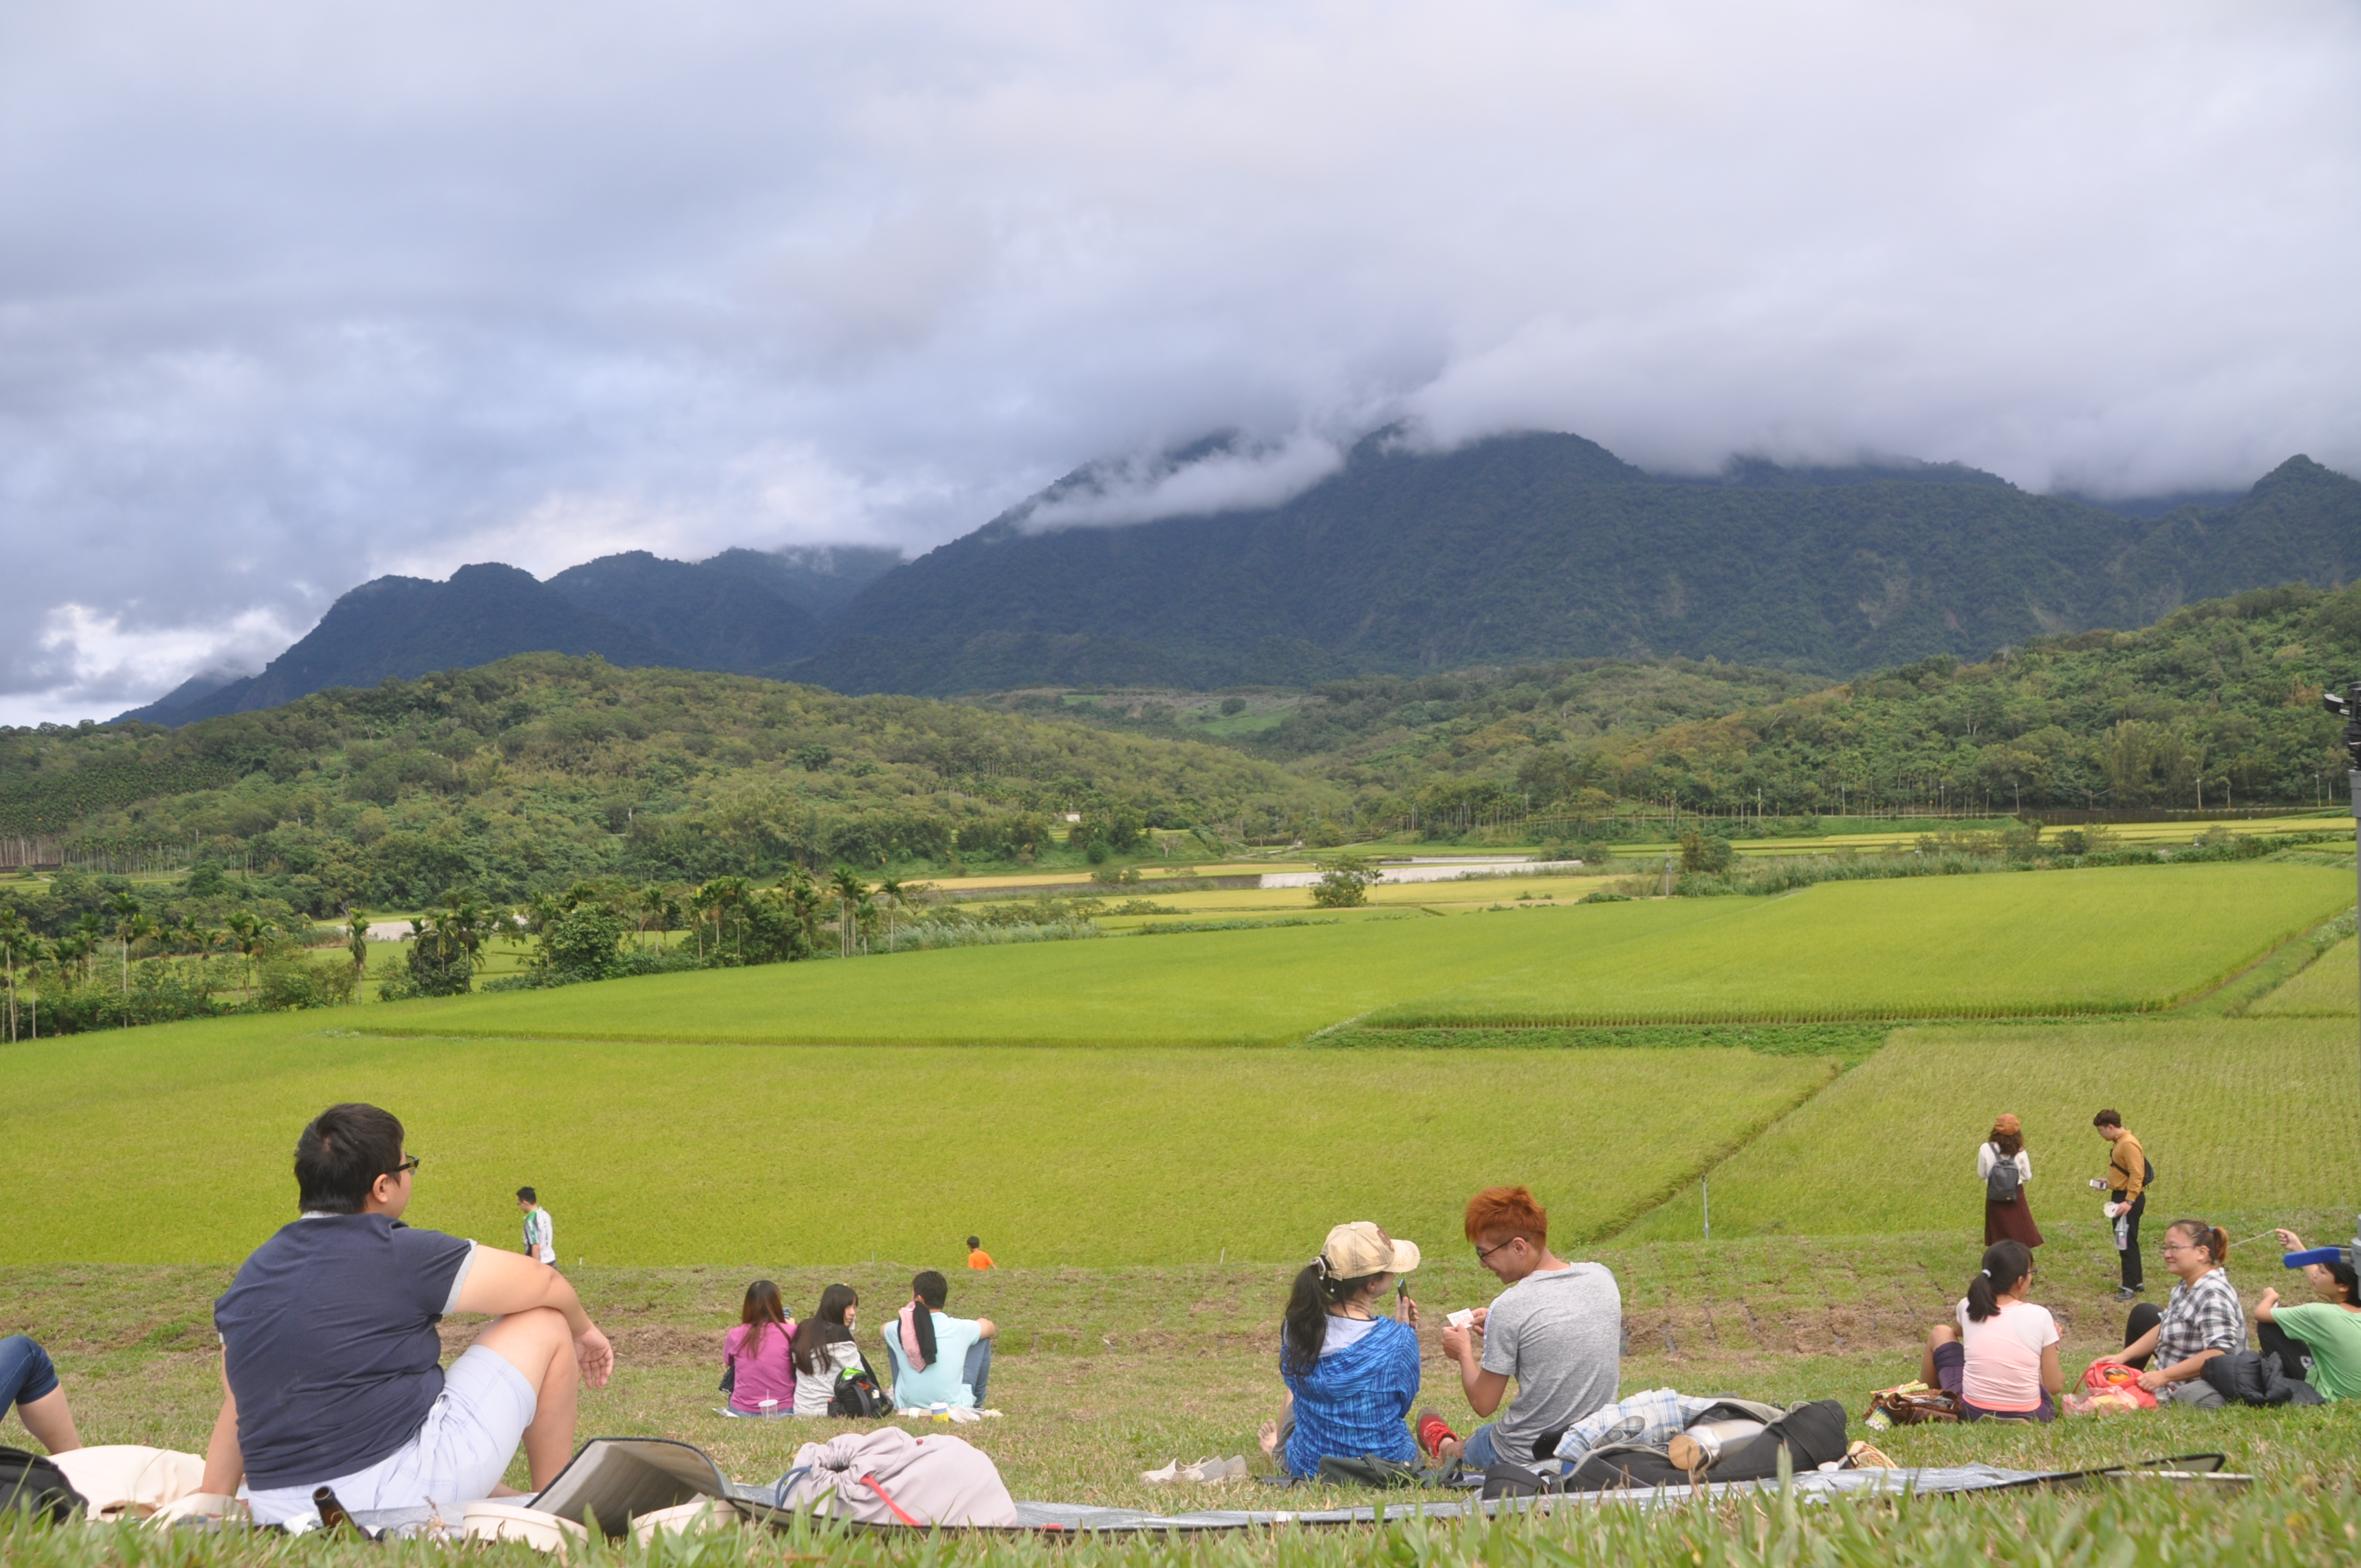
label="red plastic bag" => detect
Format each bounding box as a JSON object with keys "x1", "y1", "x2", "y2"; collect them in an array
[{"x1": 2064, "y1": 1359, "x2": 2157, "y2": 1414}]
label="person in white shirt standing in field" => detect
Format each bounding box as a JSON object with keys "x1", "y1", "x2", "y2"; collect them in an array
[{"x1": 517, "y1": 1188, "x2": 555, "y2": 1267}]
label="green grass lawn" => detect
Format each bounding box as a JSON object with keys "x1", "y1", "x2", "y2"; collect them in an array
[
  {"x1": 9, "y1": 1239, "x2": 2361, "y2": 1554},
  {"x1": 0, "y1": 1018, "x2": 1833, "y2": 1266},
  {"x1": 1617, "y1": 1015, "x2": 2361, "y2": 1243},
  {"x1": 353, "y1": 862, "x2": 2351, "y2": 1046}
]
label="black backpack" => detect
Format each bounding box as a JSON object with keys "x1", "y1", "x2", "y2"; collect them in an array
[
  {"x1": 0, "y1": 1445, "x2": 84, "y2": 1524},
  {"x1": 829, "y1": 1364, "x2": 892, "y2": 1418},
  {"x1": 1986, "y1": 1150, "x2": 2022, "y2": 1204},
  {"x1": 1559, "y1": 1401, "x2": 1851, "y2": 1492}
]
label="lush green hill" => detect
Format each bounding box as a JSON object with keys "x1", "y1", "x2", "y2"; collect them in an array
[
  {"x1": 12, "y1": 656, "x2": 1342, "y2": 912},
  {"x1": 1008, "y1": 581, "x2": 2361, "y2": 824},
  {"x1": 793, "y1": 433, "x2": 2361, "y2": 693}
]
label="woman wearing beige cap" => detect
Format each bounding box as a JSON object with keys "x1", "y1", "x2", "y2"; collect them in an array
[
  {"x1": 1260, "y1": 1222, "x2": 1424, "y2": 1478},
  {"x1": 1980, "y1": 1114, "x2": 2043, "y2": 1249}
]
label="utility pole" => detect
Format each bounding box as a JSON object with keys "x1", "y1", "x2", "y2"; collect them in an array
[{"x1": 2315, "y1": 686, "x2": 2361, "y2": 1275}]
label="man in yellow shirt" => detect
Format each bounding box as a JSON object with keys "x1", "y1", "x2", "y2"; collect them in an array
[
  {"x1": 966, "y1": 1236, "x2": 995, "y2": 1271},
  {"x1": 2093, "y1": 1109, "x2": 2147, "y2": 1300}
]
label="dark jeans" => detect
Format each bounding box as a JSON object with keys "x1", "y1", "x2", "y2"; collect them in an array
[
  {"x1": 963, "y1": 1338, "x2": 993, "y2": 1406},
  {"x1": 2258, "y1": 1318, "x2": 2312, "y2": 1382},
  {"x1": 0, "y1": 1335, "x2": 60, "y2": 1412},
  {"x1": 2114, "y1": 1192, "x2": 2147, "y2": 1290},
  {"x1": 2122, "y1": 1302, "x2": 2164, "y2": 1369}
]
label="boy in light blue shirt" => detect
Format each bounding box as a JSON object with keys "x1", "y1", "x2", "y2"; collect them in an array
[{"x1": 885, "y1": 1271, "x2": 995, "y2": 1409}]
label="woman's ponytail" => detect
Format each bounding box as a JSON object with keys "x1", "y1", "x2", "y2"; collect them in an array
[
  {"x1": 2169, "y1": 1219, "x2": 2229, "y2": 1268},
  {"x1": 1966, "y1": 1241, "x2": 2031, "y2": 1322},
  {"x1": 1281, "y1": 1264, "x2": 1329, "y2": 1378},
  {"x1": 905, "y1": 1271, "x2": 947, "y2": 1369},
  {"x1": 1280, "y1": 1256, "x2": 1386, "y2": 1378}
]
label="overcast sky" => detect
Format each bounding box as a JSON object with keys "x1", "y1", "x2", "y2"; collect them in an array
[{"x1": 4, "y1": 0, "x2": 2357, "y2": 724}]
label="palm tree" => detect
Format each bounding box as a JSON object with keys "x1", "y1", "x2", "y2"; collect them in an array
[
  {"x1": 115, "y1": 908, "x2": 158, "y2": 1024},
  {"x1": 111, "y1": 895, "x2": 152, "y2": 998},
  {"x1": 224, "y1": 910, "x2": 266, "y2": 1002},
  {"x1": 197, "y1": 926, "x2": 228, "y2": 999},
  {"x1": 345, "y1": 910, "x2": 371, "y2": 998},
  {"x1": 876, "y1": 876, "x2": 905, "y2": 954},
  {"x1": 638, "y1": 886, "x2": 672, "y2": 953},
  {"x1": 829, "y1": 868, "x2": 867, "y2": 958},
  {"x1": 705, "y1": 876, "x2": 752, "y2": 961},
  {"x1": 72, "y1": 912, "x2": 106, "y2": 984},
  {"x1": 22, "y1": 935, "x2": 51, "y2": 1039},
  {"x1": 55, "y1": 929, "x2": 90, "y2": 990},
  {"x1": 0, "y1": 906, "x2": 24, "y2": 1042},
  {"x1": 781, "y1": 870, "x2": 824, "y2": 955}
]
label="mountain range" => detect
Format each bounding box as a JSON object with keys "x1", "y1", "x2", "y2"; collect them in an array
[{"x1": 115, "y1": 431, "x2": 2360, "y2": 724}]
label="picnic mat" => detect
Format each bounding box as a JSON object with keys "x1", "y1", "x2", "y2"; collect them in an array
[
  {"x1": 722, "y1": 1459, "x2": 2247, "y2": 1534},
  {"x1": 332, "y1": 1441, "x2": 2246, "y2": 1538}
]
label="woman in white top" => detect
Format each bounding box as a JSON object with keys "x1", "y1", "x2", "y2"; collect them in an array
[
  {"x1": 791, "y1": 1284, "x2": 868, "y2": 1417},
  {"x1": 1921, "y1": 1240, "x2": 2062, "y2": 1420},
  {"x1": 1978, "y1": 1114, "x2": 2043, "y2": 1249}
]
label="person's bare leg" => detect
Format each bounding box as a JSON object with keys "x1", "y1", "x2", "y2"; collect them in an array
[
  {"x1": 1258, "y1": 1390, "x2": 1293, "y2": 1460},
  {"x1": 1921, "y1": 1324, "x2": 1956, "y2": 1388},
  {"x1": 471, "y1": 1307, "x2": 579, "y2": 1489},
  {"x1": 16, "y1": 1388, "x2": 81, "y2": 1453}
]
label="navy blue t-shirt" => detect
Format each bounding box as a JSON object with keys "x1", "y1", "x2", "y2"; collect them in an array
[{"x1": 214, "y1": 1213, "x2": 478, "y2": 1488}]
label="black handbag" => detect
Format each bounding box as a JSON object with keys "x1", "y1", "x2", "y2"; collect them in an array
[{"x1": 0, "y1": 1445, "x2": 85, "y2": 1524}]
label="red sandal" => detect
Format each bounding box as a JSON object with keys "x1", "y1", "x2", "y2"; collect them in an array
[{"x1": 1416, "y1": 1409, "x2": 1459, "y2": 1462}]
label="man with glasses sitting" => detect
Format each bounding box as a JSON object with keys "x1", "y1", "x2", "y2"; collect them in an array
[
  {"x1": 200, "y1": 1103, "x2": 615, "y2": 1525},
  {"x1": 1418, "y1": 1185, "x2": 1620, "y2": 1470}
]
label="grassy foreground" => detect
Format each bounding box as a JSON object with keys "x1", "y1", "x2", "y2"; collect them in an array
[
  {"x1": 8, "y1": 1241, "x2": 2361, "y2": 1564},
  {"x1": 364, "y1": 863, "x2": 2350, "y2": 1045}
]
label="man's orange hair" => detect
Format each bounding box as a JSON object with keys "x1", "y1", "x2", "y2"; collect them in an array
[{"x1": 1464, "y1": 1185, "x2": 1548, "y2": 1250}]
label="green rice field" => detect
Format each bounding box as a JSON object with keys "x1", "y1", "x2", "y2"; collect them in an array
[
  {"x1": 0, "y1": 1017, "x2": 1835, "y2": 1266},
  {"x1": 1618, "y1": 1015, "x2": 2361, "y2": 1243},
  {"x1": 363, "y1": 862, "x2": 2350, "y2": 1045},
  {"x1": 2249, "y1": 935, "x2": 2360, "y2": 1015},
  {"x1": 7, "y1": 854, "x2": 2361, "y2": 1564}
]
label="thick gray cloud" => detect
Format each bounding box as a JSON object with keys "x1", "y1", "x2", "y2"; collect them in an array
[{"x1": 3, "y1": 0, "x2": 2356, "y2": 722}]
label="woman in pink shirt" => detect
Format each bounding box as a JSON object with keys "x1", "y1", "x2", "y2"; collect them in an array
[
  {"x1": 1920, "y1": 1241, "x2": 2062, "y2": 1421},
  {"x1": 722, "y1": 1280, "x2": 799, "y2": 1416}
]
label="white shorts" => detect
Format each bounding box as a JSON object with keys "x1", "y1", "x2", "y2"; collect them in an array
[{"x1": 245, "y1": 1345, "x2": 539, "y2": 1525}]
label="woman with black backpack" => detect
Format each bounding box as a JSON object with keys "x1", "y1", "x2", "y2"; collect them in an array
[
  {"x1": 1979, "y1": 1114, "x2": 2043, "y2": 1249},
  {"x1": 791, "y1": 1285, "x2": 881, "y2": 1417}
]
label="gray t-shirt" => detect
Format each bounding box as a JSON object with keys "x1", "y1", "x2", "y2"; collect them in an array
[{"x1": 1481, "y1": 1262, "x2": 1621, "y2": 1459}]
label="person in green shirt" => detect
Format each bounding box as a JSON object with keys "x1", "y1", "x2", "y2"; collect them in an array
[{"x1": 2256, "y1": 1228, "x2": 2361, "y2": 1402}]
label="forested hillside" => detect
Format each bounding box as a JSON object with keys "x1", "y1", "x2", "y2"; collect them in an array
[
  {"x1": 991, "y1": 582, "x2": 2361, "y2": 827},
  {"x1": 18, "y1": 656, "x2": 1341, "y2": 912},
  {"x1": 18, "y1": 583, "x2": 2361, "y2": 915},
  {"x1": 801, "y1": 433, "x2": 2361, "y2": 692}
]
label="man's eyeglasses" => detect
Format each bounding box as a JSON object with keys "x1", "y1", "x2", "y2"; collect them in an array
[
  {"x1": 389, "y1": 1154, "x2": 421, "y2": 1178},
  {"x1": 1475, "y1": 1238, "x2": 1519, "y2": 1263}
]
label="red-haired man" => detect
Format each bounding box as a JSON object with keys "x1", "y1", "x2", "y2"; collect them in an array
[{"x1": 1418, "y1": 1185, "x2": 1620, "y2": 1469}]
